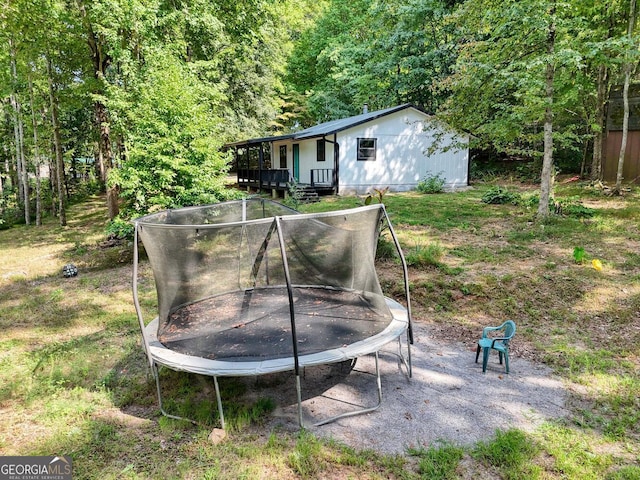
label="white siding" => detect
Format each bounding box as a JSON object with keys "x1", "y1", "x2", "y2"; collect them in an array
[
  {"x1": 269, "y1": 107, "x2": 468, "y2": 194},
  {"x1": 336, "y1": 108, "x2": 468, "y2": 194}
]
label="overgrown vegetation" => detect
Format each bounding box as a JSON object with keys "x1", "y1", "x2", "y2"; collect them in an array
[
  {"x1": 416, "y1": 173, "x2": 446, "y2": 194},
  {"x1": 0, "y1": 182, "x2": 638, "y2": 478}
]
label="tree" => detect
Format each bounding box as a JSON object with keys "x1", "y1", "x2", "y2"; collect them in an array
[
  {"x1": 442, "y1": 0, "x2": 590, "y2": 217},
  {"x1": 74, "y1": 0, "x2": 120, "y2": 219},
  {"x1": 615, "y1": 0, "x2": 638, "y2": 193},
  {"x1": 286, "y1": 0, "x2": 458, "y2": 123},
  {"x1": 538, "y1": 3, "x2": 556, "y2": 219},
  {"x1": 109, "y1": 54, "x2": 233, "y2": 215},
  {"x1": 47, "y1": 57, "x2": 67, "y2": 226}
]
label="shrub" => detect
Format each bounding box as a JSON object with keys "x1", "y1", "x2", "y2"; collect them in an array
[
  {"x1": 106, "y1": 216, "x2": 135, "y2": 240},
  {"x1": 405, "y1": 242, "x2": 444, "y2": 267},
  {"x1": 555, "y1": 196, "x2": 596, "y2": 218},
  {"x1": 417, "y1": 172, "x2": 446, "y2": 194},
  {"x1": 481, "y1": 186, "x2": 521, "y2": 205}
]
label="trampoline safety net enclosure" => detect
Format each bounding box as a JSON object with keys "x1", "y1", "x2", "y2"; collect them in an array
[{"x1": 132, "y1": 198, "x2": 412, "y2": 428}]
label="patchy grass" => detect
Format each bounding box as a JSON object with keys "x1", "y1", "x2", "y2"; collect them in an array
[{"x1": 1, "y1": 183, "x2": 639, "y2": 478}]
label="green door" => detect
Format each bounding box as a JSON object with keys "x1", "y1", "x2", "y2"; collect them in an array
[{"x1": 293, "y1": 144, "x2": 300, "y2": 182}]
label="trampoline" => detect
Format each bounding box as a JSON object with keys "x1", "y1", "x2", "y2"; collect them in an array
[{"x1": 132, "y1": 198, "x2": 412, "y2": 428}]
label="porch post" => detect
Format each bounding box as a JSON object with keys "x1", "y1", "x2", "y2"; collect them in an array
[
  {"x1": 258, "y1": 143, "x2": 264, "y2": 192},
  {"x1": 333, "y1": 133, "x2": 339, "y2": 193}
]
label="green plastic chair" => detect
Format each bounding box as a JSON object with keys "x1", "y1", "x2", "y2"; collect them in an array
[{"x1": 475, "y1": 320, "x2": 516, "y2": 373}]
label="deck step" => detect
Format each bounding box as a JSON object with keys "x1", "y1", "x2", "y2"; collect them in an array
[{"x1": 298, "y1": 186, "x2": 320, "y2": 203}]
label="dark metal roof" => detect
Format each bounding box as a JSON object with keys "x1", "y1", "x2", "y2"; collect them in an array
[{"x1": 225, "y1": 104, "x2": 421, "y2": 148}]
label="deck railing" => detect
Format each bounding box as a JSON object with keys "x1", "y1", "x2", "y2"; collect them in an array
[
  {"x1": 238, "y1": 168, "x2": 335, "y2": 190},
  {"x1": 310, "y1": 168, "x2": 334, "y2": 186},
  {"x1": 238, "y1": 169, "x2": 292, "y2": 187}
]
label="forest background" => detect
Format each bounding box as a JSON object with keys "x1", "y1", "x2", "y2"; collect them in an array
[{"x1": 1, "y1": 0, "x2": 638, "y2": 229}]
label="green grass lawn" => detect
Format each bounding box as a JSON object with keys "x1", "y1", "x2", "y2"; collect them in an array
[{"x1": 0, "y1": 183, "x2": 639, "y2": 479}]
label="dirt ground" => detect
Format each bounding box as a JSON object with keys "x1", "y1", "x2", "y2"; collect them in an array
[{"x1": 235, "y1": 321, "x2": 569, "y2": 454}]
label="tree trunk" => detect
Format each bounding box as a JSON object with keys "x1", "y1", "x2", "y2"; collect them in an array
[
  {"x1": 96, "y1": 101, "x2": 119, "y2": 219},
  {"x1": 94, "y1": 141, "x2": 105, "y2": 183},
  {"x1": 49, "y1": 153, "x2": 57, "y2": 216},
  {"x1": 76, "y1": 0, "x2": 119, "y2": 219},
  {"x1": 615, "y1": 0, "x2": 636, "y2": 194},
  {"x1": 591, "y1": 65, "x2": 608, "y2": 182},
  {"x1": 9, "y1": 40, "x2": 30, "y2": 225},
  {"x1": 47, "y1": 57, "x2": 67, "y2": 226},
  {"x1": 28, "y1": 74, "x2": 42, "y2": 226},
  {"x1": 538, "y1": 6, "x2": 556, "y2": 219},
  {"x1": 0, "y1": 147, "x2": 4, "y2": 201},
  {"x1": 616, "y1": 67, "x2": 631, "y2": 192}
]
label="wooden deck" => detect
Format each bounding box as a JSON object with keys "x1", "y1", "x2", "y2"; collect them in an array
[{"x1": 237, "y1": 168, "x2": 336, "y2": 197}]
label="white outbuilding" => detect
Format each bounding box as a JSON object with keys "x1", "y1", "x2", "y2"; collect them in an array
[{"x1": 227, "y1": 104, "x2": 469, "y2": 196}]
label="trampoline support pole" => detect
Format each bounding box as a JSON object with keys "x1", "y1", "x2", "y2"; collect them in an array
[
  {"x1": 153, "y1": 364, "x2": 197, "y2": 426},
  {"x1": 213, "y1": 376, "x2": 226, "y2": 430},
  {"x1": 296, "y1": 375, "x2": 303, "y2": 427},
  {"x1": 397, "y1": 337, "x2": 412, "y2": 379},
  {"x1": 311, "y1": 352, "x2": 383, "y2": 427},
  {"x1": 152, "y1": 365, "x2": 226, "y2": 430}
]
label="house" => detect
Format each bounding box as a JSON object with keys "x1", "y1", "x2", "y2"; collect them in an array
[{"x1": 225, "y1": 104, "x2": 469, "y2": 196}]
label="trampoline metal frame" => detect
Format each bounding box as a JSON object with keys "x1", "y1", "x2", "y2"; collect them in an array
[{"x1": 132, "y1": 200, "x2": 413, "y2": 429}]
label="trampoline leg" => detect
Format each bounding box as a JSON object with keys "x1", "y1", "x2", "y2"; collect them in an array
[
  {"x1": 406, "y1": 336, "x2": 413, "y2": 378},
  {"x1": 312, "y1": 352, "x2": 383, "y2": 427},
  {"x1": 396, "y1": 337, "x2": 413, "y2": 379},
  {"x1": 296, "y1": 374, "x2": 304, "y2": 428},
  {"x1": 213, "y1": 376, "x2": 225, "y2": 430},
  {"x1": 153, "y1": 364, "x2": 197, "y2": 425},
  {"x1": 374, "y1": 352, "x2": 383, "y2": 404}
]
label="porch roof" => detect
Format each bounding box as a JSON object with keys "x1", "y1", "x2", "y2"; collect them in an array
[{"x1": 225, "y1": 104, "x2": 419, "y2": 148}]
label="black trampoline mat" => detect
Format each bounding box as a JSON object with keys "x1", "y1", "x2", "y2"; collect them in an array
[{"x1": 159, "y1": 287, "x2": 391, "y2": 361}]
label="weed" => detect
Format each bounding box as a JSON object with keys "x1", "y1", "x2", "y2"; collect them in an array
[
  {"x1": 376, "y1": 235, "x2": 397, "y2": 260},
  {"x1": 481, "y1": 186, "x2": 521, "y2": 205},
  {"x1": 606, "y1": 465, "x2": 640, "y2": 479},
  {"x1": 573, "y1": 246, "x2": 586, "y2": 263},
  {"x1": 364, "y1": 186, "x2": 390, "y2": 204},
  {"x1": 405, "y1": 242, "x2": 444, "y2": 268},
  {"x1": 408, "y1": 440, "x2": 465, "y2": 479},
  {"x1": 555, "y1": 196, "x2": 597, "y2": 218},
  {"x1": 473, "y1": 429, "x2": 540, "y2": 480},
  {"x1": 105, "y1": 216, "x2": 135, "y2": 240},
  {"x1": 416, "y1": 172, "x2": 446, "y2": 194},
  {"x1": 288, "y1": 429, "x2": 324, "y2": 478},
  {"x1": 283, "y1": 179, "x2": 305, "y2": 209}
]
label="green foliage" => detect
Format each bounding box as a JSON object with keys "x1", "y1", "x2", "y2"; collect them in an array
[
  {"x1": 109, "y1": 55, "x2": 235, "y2": 215},
  {"x1": 105, "y1": 216, "x2": 135, "y2": 240},
  {"x1": 408, "y1": 441, "x2": 465, "y2": 480},
  {"x1": 283, "y1": 179, "x2": 305, "y2": 209},
  {"x1": 405, "y1": 242, "x2": 445, "y2": 268},
  {"x1": 573, "y1": 246, "x2": 586, "y2": 264},
  {"x1": 364, "y1": 186, "x2": 389, "y2": 205},
  {"x1": 376, "y1": 235, "x2": 397, "y2": 260},
  {"x1": 606, "y1": 465, "x2": 640, "y2": 480},
  {"x1": 473, "y1": 429, "x2": 541, "y2": 480},
  {"x1": 555, "y1": 197, "x2": 596, "y2": 218},
  {"x1": 481, "y1": 186, "x2": 522, "y2": 205},
  {"x1": 0, "y1": 190, "x2": 21, "y2": 229},
  {"x1": 286, "y1": 0, "x2": 456, "y2": 122},
  {"x1": 417, "y1": 172, "x2": 446, "y2": 194},
  {"x1": 288, "y1": 430, "x2": 324, "y2": 478}
]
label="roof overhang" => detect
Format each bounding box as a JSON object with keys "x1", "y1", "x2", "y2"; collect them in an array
[{"x1": 223, "y1": 104, "x2": 427, "y2": 149}]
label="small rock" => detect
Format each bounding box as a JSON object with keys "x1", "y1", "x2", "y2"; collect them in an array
[{"x1": 208, "y1": 428, "x2": 227, "y2": 445}]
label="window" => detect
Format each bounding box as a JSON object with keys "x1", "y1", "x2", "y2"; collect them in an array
[
  {"x1": 316, "y1": 139, "x2": 325, "y2": 162},
  {"x1": 357, "y1": 138, "x2": 377, "y2": 161},
  {"x1": 279, "y1": 145, "x2": 287, "y2": 168}
]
